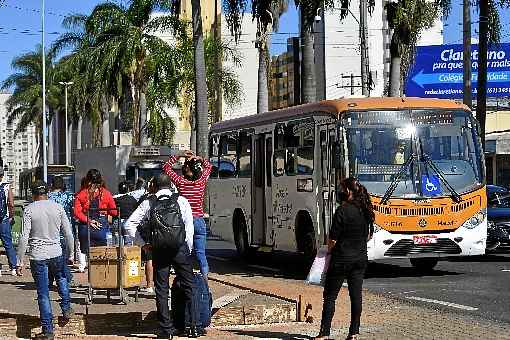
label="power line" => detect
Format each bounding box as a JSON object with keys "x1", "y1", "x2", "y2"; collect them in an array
[{"x1": 0, "y1": 2, "x2": 67, "y2": 18}]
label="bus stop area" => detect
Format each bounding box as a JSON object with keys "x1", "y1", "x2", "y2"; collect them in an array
[{"x1": 2, "y1": 252, "x2": 510, "y2": 339}]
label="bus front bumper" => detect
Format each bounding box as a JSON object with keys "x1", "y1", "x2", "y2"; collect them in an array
[{"x1": 367, "y1": 218, "x2": 487, "y2": 260}]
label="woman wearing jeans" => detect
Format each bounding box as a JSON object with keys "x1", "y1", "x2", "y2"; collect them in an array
[
  {"x1": 73, "y1": 169, "x2": 117, "y2": 272},
  {"x1": 163, "y1": 150, "x2": 212, "y2": 277},
  {"x1": 316, "y1": 177, "x2": 374, "y2": 340}
]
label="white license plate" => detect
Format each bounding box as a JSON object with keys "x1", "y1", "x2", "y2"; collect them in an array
[{"x1": 413, "y1": 235, "x2": 438, "y2": 245}]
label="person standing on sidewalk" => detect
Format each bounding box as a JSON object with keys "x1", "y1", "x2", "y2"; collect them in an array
[
  {"x1": 316, "y1": 177, "x2": 374, "y2": 340},
  {"x1": 163, "y1": 150, "x2": 212, "y2": 278},
  {"x1": 16, "y1": 180, "x2": 75, "y2": 340},
  {"x1": 0, "y1": 168, "x2": 18, "y2": 276},
  {"x1": 124, "y1": 173, "x2": 195, "y2": 339},
  {"x1": 47, "y1": 176, "x2": 74, "y2": 286},
  {"x1": 73, "y1": 169, "x2": 117, "y2": 272}
]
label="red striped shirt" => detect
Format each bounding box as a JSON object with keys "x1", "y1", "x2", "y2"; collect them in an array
[{"x1": 163, "y1": 156, "x2": 212, "y2": 217}]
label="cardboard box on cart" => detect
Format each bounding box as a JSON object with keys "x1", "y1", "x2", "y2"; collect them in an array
[{"x1": 89, "y1": 246, "x2": 142, "y2": 289}]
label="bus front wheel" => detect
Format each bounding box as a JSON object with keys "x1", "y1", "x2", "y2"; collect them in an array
[
  {"x1": 410, "y1": 258, "x2": 438, "y2": 273},
  {"x1": 233, "y1": 213, "x2": 253, "y2": 259}
]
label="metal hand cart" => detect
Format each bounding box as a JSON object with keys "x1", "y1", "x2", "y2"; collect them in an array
[{"x1": 85, "y1": 207, "x2": 141, "y2": 309}]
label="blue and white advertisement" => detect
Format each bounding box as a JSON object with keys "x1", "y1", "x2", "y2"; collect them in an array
[{"x1": 405, "y1": 43, "x2": 510, "y2": 98}]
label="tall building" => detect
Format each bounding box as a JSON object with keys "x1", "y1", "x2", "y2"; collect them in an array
[
  {"x1": 269, "y1": 37, "x2": 301, "y2": 110},
  {"x1": 0, "y1": 92, "x2": 38, "y2": 196},
  {"x1": 153, "y1": 3, "x2": 259, "y2": 149}
]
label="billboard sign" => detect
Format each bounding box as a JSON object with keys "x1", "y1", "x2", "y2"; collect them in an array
[{"x1": 405, "y1": 43, "x2": 510, "y2": 98}]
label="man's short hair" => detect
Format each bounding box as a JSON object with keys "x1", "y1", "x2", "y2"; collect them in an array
[
  {"x1": 135, "y1": 178, "x2": 146, "y2": 190},
  {"x1": 31, "y1": 180, "x2": 48, "y2": 196},
  {"x1": 154, "y1": 173, "x2": 172, "y2": 190},
  {"x1": 52, "y1": 176, "x2": 65, "y2": 191},
  {"x1": 118, "y1": 181, "x2": 130, "y2": 195}
]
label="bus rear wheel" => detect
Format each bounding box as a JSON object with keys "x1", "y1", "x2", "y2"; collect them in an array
[
  {"x1": 296, "y1": 213, "x2": 317, "y2": 269},
  {"x1": 410, "y1": 258, "x2": 438, "y2": 273}
]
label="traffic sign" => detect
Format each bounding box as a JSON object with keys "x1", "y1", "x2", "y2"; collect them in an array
[{"x1": 405, "y1": 43, "x2": 510, "y2": 98}]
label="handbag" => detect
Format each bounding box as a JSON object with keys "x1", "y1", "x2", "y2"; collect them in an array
[{"x1": 306, "y1": 246, "x2": 331, "y2": 286}]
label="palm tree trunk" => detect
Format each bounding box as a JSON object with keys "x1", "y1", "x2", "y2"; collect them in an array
[
  {"x1": 301, "y1": 21, "x2": 316, "y2": 103},
  {"x1": 101, "y1": 96, "x2": 110, "y2": 147},
  {"x1": 389, "y1": 56, "x2": 401, "y2": 97},
  {"x1": 77, "y1": 116, "x2": 83, "y2": 150},
  {"x1": 140, "y1": 92, "x2": 149, "y2": 146},
  {"x1": 476, "y1": 0, "x2": 488, "y2": 149},
  {"x1": 191, "y1": 0, "x2": 209, "y2": 158},
  {"x1": 389, "y1": 37, "x2": 401, "y2": 97},
  {"x1": 190, "y1": 110, "x2": 197, "y2": 152},
  {"x1": 257, "y1": 44, "x2": 269, "y2": 114},
  {"x1": 48, "y1": 115, "x2": 54, "y2": 165}
]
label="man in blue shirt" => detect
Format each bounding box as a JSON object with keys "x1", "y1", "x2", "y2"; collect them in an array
[{"x1": 48, "y1": 176, "x2": 74, "y2": 285}]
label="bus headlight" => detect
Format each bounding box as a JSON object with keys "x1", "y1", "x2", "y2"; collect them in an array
[{"x1": 463, "y1": 210, "x2": 486, "y2": 229}]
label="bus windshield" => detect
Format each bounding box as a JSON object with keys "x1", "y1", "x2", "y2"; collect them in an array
[{"x1": 344, "y1": 109, "x2": 485, "y2": 198}]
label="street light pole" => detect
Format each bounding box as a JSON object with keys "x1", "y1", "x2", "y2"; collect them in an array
[
  {"x1": 59, "y1": 81, "x2": 73, "y2": 166},
  {"x1": 41, "y1": 0, "x2": 47, "y2": 182}
]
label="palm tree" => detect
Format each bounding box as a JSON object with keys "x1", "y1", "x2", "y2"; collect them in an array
[
  {"x1": 224, "y1": 0, "x2": 288, "y2": 113},
  {"x1": 1, "y1": 46, "x2": 63, "y2": 164},
  {"x1": 385, "y1": 0, "x2": 439, "y2": 96}
]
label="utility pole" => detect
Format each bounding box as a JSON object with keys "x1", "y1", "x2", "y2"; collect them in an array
[
  {"x1": 463, "y1": 0, "x2": 472, "y2": 108},
  {"x1": 41, "y1": 0, "x2": 47, "y2": 182},
  {"x1": 359, "y1": 0, "x2": 370, "y2": 96},
  {"x1": 476, "y1": 0, "x2": 489, "y2": 149}
]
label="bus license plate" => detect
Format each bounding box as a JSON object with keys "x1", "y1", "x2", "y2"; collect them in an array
[{"x1": 413, "y1": 235, "x2": 438, "y2": 245}]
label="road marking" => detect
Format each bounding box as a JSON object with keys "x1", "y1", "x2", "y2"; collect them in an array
[
  {"x1": 405, "y1": 296, "x2": 478, "y2": 311},
  {"x1": 212, "y1": 290, "x2": 250, "y2": 309},
  {"x1": 502, "y1": 269, "x2": 510, "y2": 272},
  {"x1": 207, "y1": 255, "x2": 229, "y2": 262},
  {"x1": 247, "y1": 264, "x2": 280, "y2": 273}
]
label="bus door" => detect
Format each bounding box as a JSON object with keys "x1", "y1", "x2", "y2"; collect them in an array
[
  {"x1": 252, "y1": 133, "x2": 272, "y2": 246},
  {"x1": 319, "y1": 125, "x2": 337, "y2": 244}
]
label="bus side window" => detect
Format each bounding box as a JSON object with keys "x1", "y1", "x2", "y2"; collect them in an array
[
  {"x1": 286, "y1": 119, "x2": 314, "y2": 176},
  {"x1": 273, "y1": 124, "x2": 286, "y2": 177},
  {"x1": 238, "y1": 132, "x2": 252, "y2": 178},
  {"x1": 209, "y1": 136, "x2": 219, "y2": 178},
  {"x1": 219, "y1": 133, "x2": 238, "y2": 178}
]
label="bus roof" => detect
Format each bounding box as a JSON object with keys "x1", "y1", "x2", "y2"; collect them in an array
[{"x1": 210, "y1": 97, "x2": 469, "y2": 133}]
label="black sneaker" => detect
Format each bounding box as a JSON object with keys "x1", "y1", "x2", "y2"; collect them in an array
[
  {"x1": 62, "y1": 307, "x2": 75, "y2": 320},
  {"x1": 33, "y1": 332, "x2": 54, "y2": 340},
  {"x1": 155, "y1": 330, "x2": 173, "y2": 339}
]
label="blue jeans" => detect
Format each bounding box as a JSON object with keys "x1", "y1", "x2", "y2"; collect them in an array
[
  {"x1": 0, "y1": 218, "x2": 17, "y2": 270},
  {"x1": 193, "y1": 217, "x2": 209, "y2": 276},
  {"x1": 30, "y1": 256, "x2": 72, "y2": 334},
  {"x1": 48, "y1": 238, "x2": 73, "y2": 286},
  {"x1": 78, "y1": 217, "x2": 109, "y2": 254}
]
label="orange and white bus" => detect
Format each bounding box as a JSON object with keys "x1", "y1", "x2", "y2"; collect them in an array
[{"x1": 207, "y1": 97, "x2": 487, "y2": 271}]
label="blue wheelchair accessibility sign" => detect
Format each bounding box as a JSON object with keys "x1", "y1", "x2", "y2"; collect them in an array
[{"x1": 422, "y1": 175, "x2": 442, "y2": 196}]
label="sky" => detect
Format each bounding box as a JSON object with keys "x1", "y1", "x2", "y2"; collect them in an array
[
  {"x1": 443, "y1": 0, "x2": 510, "y2": 44},
  {"x1": 0, "y1": 0, "x2": 299, "y2": 85}
]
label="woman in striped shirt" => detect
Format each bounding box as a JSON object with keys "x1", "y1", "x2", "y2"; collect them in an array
[{"x1": 163, "y1": 150, "x2": 212, "y2": 278}]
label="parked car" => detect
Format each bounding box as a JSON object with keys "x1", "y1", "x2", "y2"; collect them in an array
[{"x1": 487, "y1": 185, "x2": 510, "y2": 252}]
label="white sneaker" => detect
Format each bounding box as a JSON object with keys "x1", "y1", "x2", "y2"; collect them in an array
[
  {"x1": 11, "y1": 269, "x2": 17, "y2": 276},
  {"x1": 140, "y1": 287, "x2": 154, "y2": 294}
]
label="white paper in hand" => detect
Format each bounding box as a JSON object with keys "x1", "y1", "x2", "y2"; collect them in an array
[{"x1": 306, "y1": 246, "x2": 331, "y2": 286}]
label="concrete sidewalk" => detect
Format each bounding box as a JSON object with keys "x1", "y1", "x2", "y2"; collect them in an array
[{"x1": 2, "y1": 255, "x2": 510, "y2": 339}]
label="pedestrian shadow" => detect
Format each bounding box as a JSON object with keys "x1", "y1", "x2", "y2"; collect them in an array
[
  {"x1": 0, "y1": 279, "x2": 37, "y2": 290},
  {"x1": 225, "y1": 329, "x2": 313, "y2": 339},
  {"x1": 365, "y1": 262, "x2": 461, "y2": 279}
]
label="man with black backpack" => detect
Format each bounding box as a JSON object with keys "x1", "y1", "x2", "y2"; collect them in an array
[{"x1": 124, "y1": 173, "x2": 194, "y2": 339}]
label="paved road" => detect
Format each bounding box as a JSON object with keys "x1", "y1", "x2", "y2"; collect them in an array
[{"x1": 206, "y1": 237, "x2": 510, "y2": 325}]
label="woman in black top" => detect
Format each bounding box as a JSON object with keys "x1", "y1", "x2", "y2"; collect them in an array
[{"x1": 316, "y1": 177, "x2": 374, "y2": 340}]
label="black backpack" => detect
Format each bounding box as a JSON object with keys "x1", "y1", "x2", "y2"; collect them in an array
[
  {"x1": 147, "y1": 194, "x2": 186, "y2": 252},
  {"x1": 0, "y1": 184, "x2": 8, "y2": 221}
]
